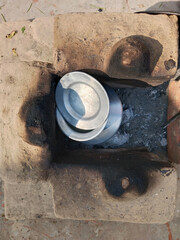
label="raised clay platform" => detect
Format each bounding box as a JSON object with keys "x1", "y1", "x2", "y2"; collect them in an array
[{"x1": 0, "y1": 13, "x2": 179, "y2": 223}]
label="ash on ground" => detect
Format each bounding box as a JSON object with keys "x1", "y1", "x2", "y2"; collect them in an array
[{"x1": 65, "y1": 81, "x2": 169, "y2": 155}]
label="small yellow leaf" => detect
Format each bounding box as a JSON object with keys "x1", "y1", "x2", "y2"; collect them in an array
[
  {"x1": 6, "y1": 30, "x2": 17, "y2": 39},
  {"x1": 12, "y1": 48, "x2": 18, "y2": 57}
]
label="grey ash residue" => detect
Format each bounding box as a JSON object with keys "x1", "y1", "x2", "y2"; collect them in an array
[
  {"x1": 65, "y1": 81, "x2": 169, "y2": 154},
  {"x1": 101, "y1": 81, "x2": 169, "y2": 152}
]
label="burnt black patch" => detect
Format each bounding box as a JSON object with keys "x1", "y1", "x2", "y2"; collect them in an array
[
  {"x1": 19, "y1": 72, "x2": 58, "y2": 148},
  {"x1": 164, "y1": 59, "x2": 176, "y2": 70},
  {"x1": 21, "y1": 95, "x2": 53, "y2": 146},
  {"x1": 107, "y1": 35, "x2": 163, "y2": 78},
  {"x1": 57, "y1": 149, "x2": 171, "y2": 198},
  {"x1": 175, "y1": 75, "x2": 180, "y2": 81}
]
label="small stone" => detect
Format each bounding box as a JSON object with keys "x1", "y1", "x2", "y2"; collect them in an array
[
  {"x1": 164, "y1": 59, "x2": 176, "y2": 70},
  {"x1": 76, "y1": 183, "x2": 81, "y2": 189},
  {"x1": 160, "y1": 138, "x2": 167, "y2": 147}
]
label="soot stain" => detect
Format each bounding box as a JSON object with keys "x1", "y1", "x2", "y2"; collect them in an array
[
  {"x1": 107, "y1": 35, "x2": 163, "y2": 78},
  {"x1": 59, "y1": 150, "x2": 171, "y2": 198},
  {"x1": 164, "y1": 59, "x2": 176, "y2": 70},
  {"x1": 19, "y1": 72, "x2": 58, "y2": 147}
]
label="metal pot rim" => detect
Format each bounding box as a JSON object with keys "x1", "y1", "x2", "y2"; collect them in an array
[
  {"x1": 55, "y1": 71, "x2": 109, "y2": 130},
  {"x1": 56, "y1": 108, "x2": 107, "y2": 142}
]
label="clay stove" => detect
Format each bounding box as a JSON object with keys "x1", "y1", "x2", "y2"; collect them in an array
[{"x1": 0, "y1": 12, "x2": 178, "y2": 223}]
